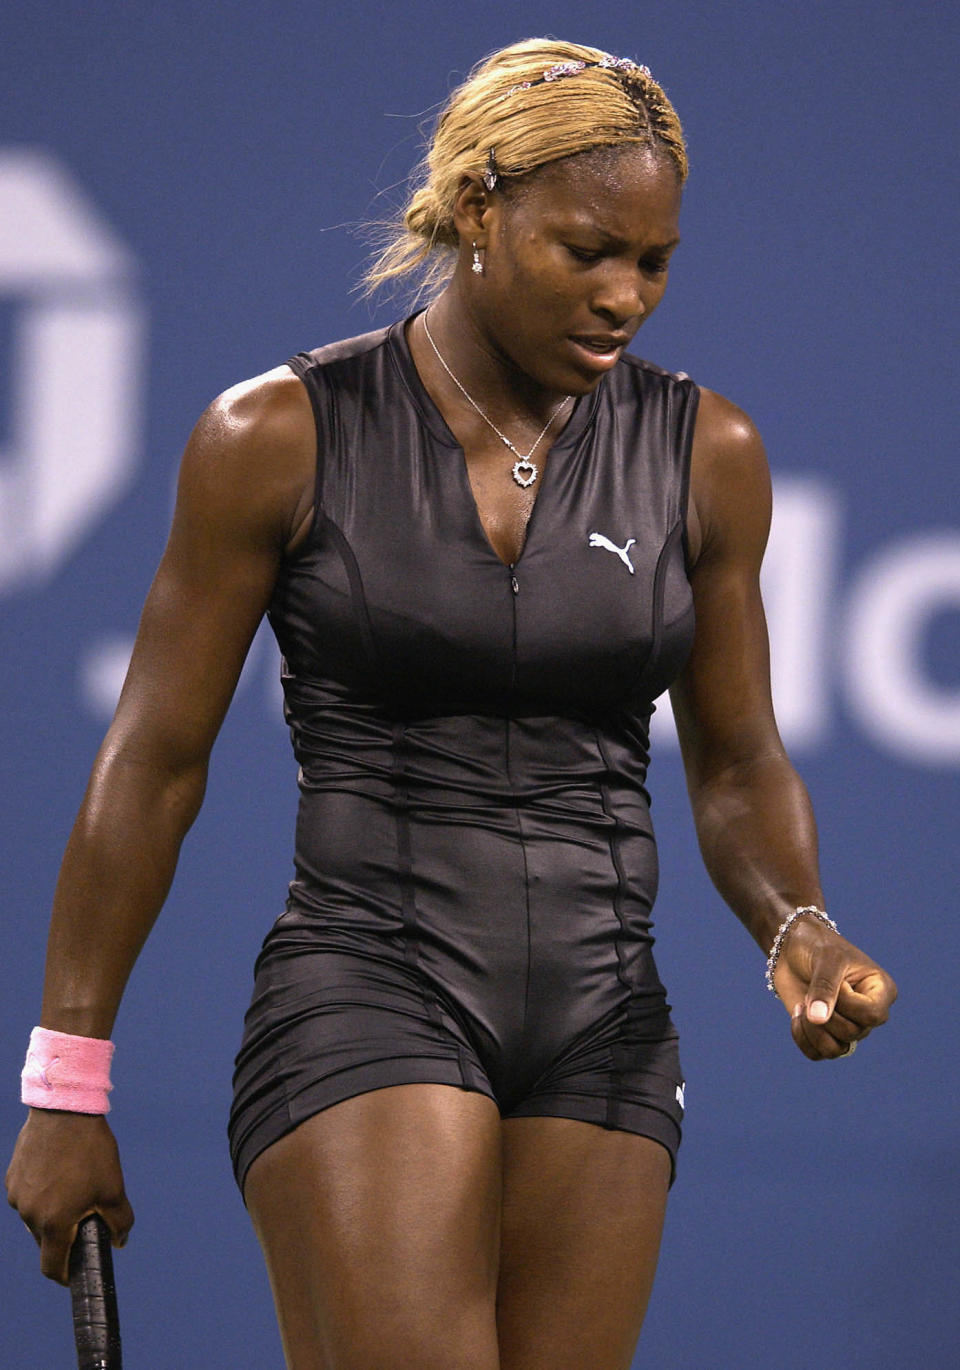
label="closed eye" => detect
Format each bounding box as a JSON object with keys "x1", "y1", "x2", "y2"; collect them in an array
[
  {"x1": 565, "y1": 245, "x2": 604, "y2": 264},
  {"x1": 567, "y1": 246, "x2": 675, "y2": 273}
]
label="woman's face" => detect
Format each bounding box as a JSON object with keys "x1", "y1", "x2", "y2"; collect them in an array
[{"x1": 472, "y1": 144, "x2": 682, "y2": 397}]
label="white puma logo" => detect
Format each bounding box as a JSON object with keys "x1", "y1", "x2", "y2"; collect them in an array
[
  {"x1": 588, "y1": 531, "x2": 636, "y2": 573},
  {"x1": 676, "y1": 1082, "x2": 685, "y2": 1110}
]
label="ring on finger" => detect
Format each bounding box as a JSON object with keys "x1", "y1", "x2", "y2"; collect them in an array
[{"x1": 839, "y1": 1039, "x2": 858, "y2": 1058}]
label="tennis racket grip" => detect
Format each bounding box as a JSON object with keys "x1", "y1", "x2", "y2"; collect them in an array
[{"x1": 68, "y1": 1214, "x2": 123, "y2": 1370}]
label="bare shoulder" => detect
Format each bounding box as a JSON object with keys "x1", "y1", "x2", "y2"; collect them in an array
[
  {"x1": 688, "y1": 386, "x2": 772, "y2": 567},
  {"x1": 177, "y1": 364, "x2": 315, "y2": 547},
  {"x1": 692, "y1": 386, "x2": 769, "y2": 485},
  {"x1": 202, "y1": 364, "x2": 312, "y2": 453}
]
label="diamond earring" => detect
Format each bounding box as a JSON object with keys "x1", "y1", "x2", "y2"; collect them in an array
[{"x1": 471, "y1": 242, "x2": 483, "y2": 275}]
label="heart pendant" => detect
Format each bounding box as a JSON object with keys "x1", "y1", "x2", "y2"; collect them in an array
[{"x1": 512, "y1": 458, "x2": 538, "y2": 488}]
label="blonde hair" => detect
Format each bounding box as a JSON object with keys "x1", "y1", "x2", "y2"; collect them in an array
[{"x1": 362, "y1": 38, "x2": 688, "y2": 300}]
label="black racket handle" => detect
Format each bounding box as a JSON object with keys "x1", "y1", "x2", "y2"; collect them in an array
[{"x1": 68, "y1": 1214, "x2": 123, "y2": 1370}]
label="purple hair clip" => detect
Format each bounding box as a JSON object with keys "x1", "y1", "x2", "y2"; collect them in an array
[
  {"x1": 503, "y1": 54, "x2": 651, "y2": 99},
  {"x1": 544, "y1": 60, "x2": 588, "y2": 82},
  {"x1": 599, "y1": 56, "x2": 651, "y2": 76}
]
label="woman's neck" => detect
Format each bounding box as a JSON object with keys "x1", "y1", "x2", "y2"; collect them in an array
[{"x1": 419, "y1": 286, "x2": 569, "y2": 426}]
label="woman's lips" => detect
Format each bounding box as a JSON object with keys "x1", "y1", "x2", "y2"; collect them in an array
[{"x1": 568, "y1": 337, "x2": 624, "y2": 371}]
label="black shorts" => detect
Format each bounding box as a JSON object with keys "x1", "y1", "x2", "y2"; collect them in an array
[{"x1": 228, "y1": 911, "x2": 685, "y2": 1196}]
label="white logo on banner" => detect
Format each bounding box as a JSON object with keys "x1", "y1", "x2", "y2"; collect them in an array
[
  {"x1": 650, "y1": 480, "x2": 959, "y2": 767},
  {"x1": 845, "y1": 534, "x2": 960, "y2": 764},
  {"x1": 0, "y1": 149, "x2": 144, "y2": 594}
]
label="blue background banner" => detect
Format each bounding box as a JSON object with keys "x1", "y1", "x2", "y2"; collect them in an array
[{"x1": 2, "y1": 3, "x2": 956, "y2": 1366}]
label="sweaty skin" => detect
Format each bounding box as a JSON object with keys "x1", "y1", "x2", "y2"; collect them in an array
[{"x1": 7, "y1": 140, "x2": 895, "y2": 1364}]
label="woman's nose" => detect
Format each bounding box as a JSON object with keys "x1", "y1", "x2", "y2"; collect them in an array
[{"x1": 590, "y1": 268, "x2": 646, "y2": 325}]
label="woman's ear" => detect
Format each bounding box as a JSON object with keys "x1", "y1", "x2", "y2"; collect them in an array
[{"x1": 451, "y1": 174, "x2": 492, "y2": 244}]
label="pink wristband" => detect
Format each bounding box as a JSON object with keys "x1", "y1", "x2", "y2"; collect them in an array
[{"x1": 21, "y1": 1026, "x2": 114, "y2": 1114}]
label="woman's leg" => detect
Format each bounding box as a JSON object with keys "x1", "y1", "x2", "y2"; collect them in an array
[
  {"x1": 244, "y1": 1083, "x2": 504, "y2": 1370},
  {"x1": 495, "y1": 1118, "x2": 671, "y2": 1370}
]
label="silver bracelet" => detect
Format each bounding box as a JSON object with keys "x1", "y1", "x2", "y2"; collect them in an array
[{"x1": 765, "y1": 905, "x2": 839, "y2": 997}]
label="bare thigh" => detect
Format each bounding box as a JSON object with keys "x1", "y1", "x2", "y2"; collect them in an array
[
  {"x1": 496, "y1": 1119, "x2": 671, "y2": 1370},
  {"x1": 244, "y1": 1084, "x2": 503, "y2": 1370}
]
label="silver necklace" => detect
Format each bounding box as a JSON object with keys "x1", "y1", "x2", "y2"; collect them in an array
[{"x1": 421, "y1": 311, "x2": 571, "y2": 489}]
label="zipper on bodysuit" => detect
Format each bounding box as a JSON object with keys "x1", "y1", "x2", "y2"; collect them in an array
[
  {"x1": 508, "y1": 562, "x2": 519, "y2": 694},
  {"x1": 506, "y1": 563, "x2": 534, "y2": 1045},
  {"x1": 505, "y1": 562, "x2": 519, "y2": 776}
]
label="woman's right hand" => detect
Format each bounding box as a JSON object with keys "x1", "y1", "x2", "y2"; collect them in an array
[{"x1": 5, "y1": 1110, "x2": 134, "y2": 1285}]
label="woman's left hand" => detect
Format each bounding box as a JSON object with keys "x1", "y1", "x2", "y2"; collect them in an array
[{"x1": 772, "y1": 916, "x2": 898, "y2": 1060}]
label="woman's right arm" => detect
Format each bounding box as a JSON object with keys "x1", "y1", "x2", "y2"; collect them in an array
[{"x1": 5, "y1": 364, "x2": 315, "y2": 1282}]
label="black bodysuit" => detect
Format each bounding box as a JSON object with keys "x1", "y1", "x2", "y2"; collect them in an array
[{"x1": 228, "y1": 316, "x2": 699, "y2": 1192}]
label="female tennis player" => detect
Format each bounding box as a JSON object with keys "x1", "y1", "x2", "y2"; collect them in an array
[{"x1": 7, "y1": 38, "x2": 896, "y2": 1370}]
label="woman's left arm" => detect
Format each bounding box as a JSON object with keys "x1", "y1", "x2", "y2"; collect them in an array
[{"x1": 670, "y1": 388, "x2": 897, "y2": 1059}]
